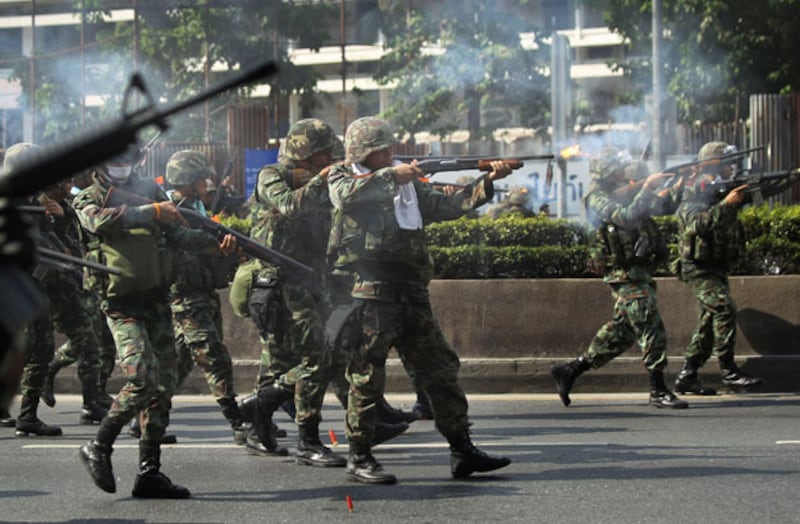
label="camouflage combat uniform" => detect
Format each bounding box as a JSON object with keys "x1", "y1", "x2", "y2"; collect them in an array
[
  {"x1": 328, "y1": 116, "x2": 511, "y2": 483},
  {"x1": 673, "y1": 141, "x2": 762, "y2": 393},
  {"x1": 550, "y1": 148, "x2": 687, "y2": 409},
  {"x1": 165, "y1": 150, "x2": 243, "y2": 437},
  {"x1": 74, "y1": 174, "x2": 218, "y2": 443},
  {"x1": 485, "y1": 186, "x2": 535, "y2": 218},
  {"x1": 37, "y1": 194, "x2": 108, "y2": 422}
]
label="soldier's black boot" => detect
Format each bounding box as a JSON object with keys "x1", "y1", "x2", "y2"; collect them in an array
[
  {"x1": 346, "y1": 442, "x2": 397, "y2": 484},
  {"x1": 239, "y1": 392, "x2": 286, "y2": 439},
  {"x1": 0, "y1": 407, "x2": 15, "y2": 427},
  {"x1": 296, "y1": 422, "x2": 347, "y2": 467},
  {"x1": 78, "y1": 417, "x2": 123, "y2": 493},
  {"x1": 128, "y1": 415, "x2": 178, "y2": 444},
  {"x1": 448, "y1": 432, "x2": 511, "y2": 479},
  {"x1": 40, "y1": 359, "x2": 64, "y2": 408},
  {"x1": 80, "y1": 383, "x2": 108, "y2": 425},
  {"x1": 649, "y1": 370, "x2": 689, "y2": 409},
  {"x1": 244, "y1": 384, "x2": 290, "y2": 457},
  {"x1": 674, "y1": 358, "x2": 716, "y2": 396},
  {"x1": 131, "y1": 440, "x2": 191, "y2": 499},
  {"x1": 376, "y1": 396, "x2": 419, "y2": 424},
  {"x1": 551, "y1": 356, "x2": 590, "y2": 407},
  {"x1": 218, "y1": 397, "x2": 249, "y2": 445},
  {"x1": 15, "y1": 394, "x2": 62, "y2": 437},
  {"x1": 719, "y1": 356, "x2": 762, "y2": 390},
  {"x1": 371, "y1": 421, "x2": 410, "y2": 447},
  {"x1": 411, "y1": 391, "x2": 433, "y2": 420}
]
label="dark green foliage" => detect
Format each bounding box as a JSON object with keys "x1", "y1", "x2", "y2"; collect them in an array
[{"x1": 426, "y1": 205, "x2": 800, "y2": 278}]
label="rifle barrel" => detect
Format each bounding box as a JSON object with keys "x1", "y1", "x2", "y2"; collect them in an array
[{"x1": 36, "y1": 246, "x2": 122, "y2": 275}]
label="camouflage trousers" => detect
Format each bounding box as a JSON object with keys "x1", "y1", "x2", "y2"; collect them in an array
[
  {"x1": 346, "y1": 285, "x2": 469, "y2": 447},
  {"x1": 586, "y1": 280, "x2": 669, "y2": 372},
  {"x1": 173, "y1": 292, "x2": 236, "y2": 402},
  {"x1": 44, "y1": 273, "x2": 102, "y2": 391},
  {"x1": 102, "y1": 292, "x2": 177, "y2": 442},
  {"x1": 253, "y1": 281, "x2": 332, "y2": 425},
  {"x1": 682, "y1": 273, "x2": 736, "y2": 365},
  {"x1": 53, "y1": 291, "x2": 116, "y2": 390},
  {"x1": 20, "y1": 307, "x2": 55, "y2": 398}
]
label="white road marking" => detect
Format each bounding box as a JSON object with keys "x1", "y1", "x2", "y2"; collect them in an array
[{"x1": 22, "y1": 440, "x2": 611, "y2": 450}]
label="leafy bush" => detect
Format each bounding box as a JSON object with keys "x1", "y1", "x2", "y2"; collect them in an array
[{"x1": 426, "y1": 205, "x2": 800, "y2": 278}]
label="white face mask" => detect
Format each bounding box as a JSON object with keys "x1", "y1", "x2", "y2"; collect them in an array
[{"x1": 106, "y1": 165, "x2": 132, "y2": 182}]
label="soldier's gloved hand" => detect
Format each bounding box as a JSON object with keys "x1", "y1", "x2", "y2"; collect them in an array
[{"x1": 0, "y1": 197, "x2": 37, "y2": 271}]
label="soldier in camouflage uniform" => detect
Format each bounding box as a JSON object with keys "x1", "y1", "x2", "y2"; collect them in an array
[
  {"x1": 485, "y1": 185, "x2": 535, "y2": 218},
  {"x1": 327, "y1": 116, "x2": 513, "y2": 484},
  {"x1": 550, "y1": 147, "x2": 688, "y2": 409},
  {"x1": 44, "y1": 170, "x2": 117, "y2": 411},
  {"x1": 672, "y1": 141, "x2": 762, "y2": 395},
  {"x1": 2, "y1": 143, "x2": 63, "y2": 437},
  {"x1": 243, "y1": 118, "x2": 347, "y2": 467},
  {"x1": 33, "y1": 179, "x2": 108, "y2": 426},
  {"x1": 74, "y1": 147, "x2": 227, "y2": 498},
  {"x1": 164, "y1": 150, "x2": 246, "y2": 442}
]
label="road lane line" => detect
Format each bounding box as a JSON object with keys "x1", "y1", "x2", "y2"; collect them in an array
[{"x1": 22, "y1": 440, "x2": 611, "y2": 450}]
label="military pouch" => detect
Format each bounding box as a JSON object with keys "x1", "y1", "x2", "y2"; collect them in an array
[
  {"x1": 101, "y1": 228, "x2": 169, "y2": 298},
  {"x1": 248, "y1": 271, "x2": 286, "y2": 339},
  {"x1": 324, "y1": 300, "x2": 362, "y2": 353},
  {"x1": 229, "y1": 258, "x2": 262, "y2": 318}
]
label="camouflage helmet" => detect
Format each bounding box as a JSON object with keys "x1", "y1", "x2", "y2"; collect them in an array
[
  {"x1": 3, "y1": 142, "x2": 41, "y2": 170},
  {"x1": 589, "y1": 147, "x2": 631, "y2": 180},
  {"x1": 330, "y1": 137, "x2": 345, "y2": 161},
  {"x1": 166, "y1": 150, "x2": 215, "y2": 186},
  {"x1": 697, "y1": 141, "x2": 735, "y2": 161},
  {"x1": 345, "y1": 116, "x2": 396, "y2": 164},
  {"x1": 282, "y1": 118, "x2": 338, "y2": 162},
  {"x1": 507, "y1": 185, "x2": 530, "y2": 205}
]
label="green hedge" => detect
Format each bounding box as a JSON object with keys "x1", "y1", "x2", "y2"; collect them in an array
[
  {"x1": 426, "y1": 205, "x2": 800, "y2": 278},
  {"x1": 221, "y1": 205, "x2": 800, "y2": 278}
]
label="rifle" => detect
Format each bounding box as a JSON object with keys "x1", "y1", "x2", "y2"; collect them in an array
[
  {"x1": 134, "y1": 130, "x2": 163, "y2": 175},
  {"x1": 703, "y1": 168, "x2": 800, "y2": 205},
  {"x1": 104, "y1": 186, "x2": 312, "y2": 276},
  {"x1": 0, "y1": 60, "x2": 278, "y2": 342},
  {"x1": 406, "y1": 154, "x2": 555, "y2": 176},
  {"x1": 209, "y1": 148, "x2": 238, "y2": 215},
  {"x1": 612, "y1": 146, "x2": 765, "y2": 204},
  {"x1": 0, "y1": 60, "x2": 278, "y2": 198},
  {"x1": 36, "y1": 246, "x2": 121, "y2": 276}
]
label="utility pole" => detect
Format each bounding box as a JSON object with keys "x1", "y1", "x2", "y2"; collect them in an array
[{"x1": 652, "y1": 0, "x2": 665, "y2": 169}]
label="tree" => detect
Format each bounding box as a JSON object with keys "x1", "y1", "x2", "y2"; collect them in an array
[
  {"x1": 585, "y1": 0, "x2": 800, "y2": 123},
  {"x1": 374, "y1": 0, "x2": 550, "y2": 143},
  {"x1": 10, "y1": 0, "x2": 337, "y2": 143}
]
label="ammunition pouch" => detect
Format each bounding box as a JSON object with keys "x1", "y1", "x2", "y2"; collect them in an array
[
  {"x1": 324, "y1": 300, "x2": 362, "y2": 353},
  {"x1": 248, "y1": 268, "x2": 288, "y2": 340}
]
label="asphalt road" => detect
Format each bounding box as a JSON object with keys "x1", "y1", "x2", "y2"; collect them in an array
[{"x1": 1, "y1": 393, "x2": 798, "y2": 524}]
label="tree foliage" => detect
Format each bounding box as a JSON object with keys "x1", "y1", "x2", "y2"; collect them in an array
[
  {"x1": 11, "y1": 0, "x2": 337, "y2": 143},
  {"x1": 374, "y1": 0, "x2": 550, "y2": 142},
  {"x1": 585, "y1": 0, "x2": 800, "y2": 123}
]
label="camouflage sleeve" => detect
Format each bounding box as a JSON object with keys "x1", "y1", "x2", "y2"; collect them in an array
[
  {"x1": 72, "y1": 187, "x2": 156, "y2": 236},
  {"x1": 677, "y1": 197, "x2": 738, "y2": 237},
  {"x1": 415, "y1": 174, "x2": 493, "y2": 223},
  {"x1": 256, "y1": 164, "x2": 328, "y2": 217},
  {"x1": 164, "y1": 222, "x2": 220, "y2": 254},
  {"x1": 328, "y1": 164, "x2": 397, "y2": 211},
  {"x1": 587, "y1": 186, "x2": 658, "y2": 229}
]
